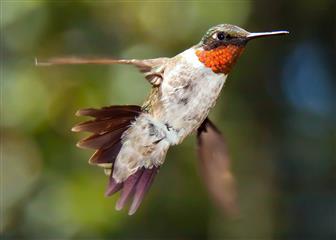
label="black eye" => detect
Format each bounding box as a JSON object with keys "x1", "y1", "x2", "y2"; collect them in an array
[{"x1": 217, "y1": 32, "x2": 225, "y2": 40}]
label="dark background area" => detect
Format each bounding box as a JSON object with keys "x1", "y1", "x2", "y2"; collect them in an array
[{"x1": 1, "y1": 1, "x2": 335, "y2": 239}]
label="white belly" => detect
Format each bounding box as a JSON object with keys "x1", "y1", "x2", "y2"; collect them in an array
[
  {"x1": 113, "y1": 49, "x2": 227, "y2": 181},
  {"x1": 159, "y1": 48, "x2": 227, "y2": 143}
]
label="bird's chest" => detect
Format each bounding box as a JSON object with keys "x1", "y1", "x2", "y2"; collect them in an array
[{"x1": 159, "y1": 49, "x2": 227, "y2": 139}]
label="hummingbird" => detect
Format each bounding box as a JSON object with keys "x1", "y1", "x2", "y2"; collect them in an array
[{"x1": 37, "y1": 24, "x2": 288, "y2": 215}]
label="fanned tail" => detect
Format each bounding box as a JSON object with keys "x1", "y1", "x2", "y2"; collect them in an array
[
  {"x1": 73, "y1": 105, "x2": 159, "y2": 215},
  {"x1": 105, "y1": 166, "x2": 159, "y2": 215}
]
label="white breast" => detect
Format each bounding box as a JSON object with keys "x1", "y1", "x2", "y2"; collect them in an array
[
  {"x1": 159, "y1": 48, "x2": 227, "y2": 143},
  {"x1": 112, "y1": 49, "x2": 227, "y2": 182}
]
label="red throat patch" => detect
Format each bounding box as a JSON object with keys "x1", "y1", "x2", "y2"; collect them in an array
[{"x1": 196, "y1": 45, "x2": 245, "y2": 74}]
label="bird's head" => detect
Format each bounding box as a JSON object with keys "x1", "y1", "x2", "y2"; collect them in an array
[{"x1": 195, "y1": 24, "x2": 289, "y2": 74}]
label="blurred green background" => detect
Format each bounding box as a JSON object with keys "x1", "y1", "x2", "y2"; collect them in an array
[{"x1": 1, "y1": 1, "x2": 335, "y2": 239}]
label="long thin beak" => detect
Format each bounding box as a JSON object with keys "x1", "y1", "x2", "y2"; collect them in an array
[{"x1": 247, "y1": 31, "x2": 289, "y2": 40}]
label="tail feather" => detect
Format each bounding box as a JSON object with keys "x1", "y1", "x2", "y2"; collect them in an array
[
  {"x1": 74, "y1": 104, "x2": 159, "y2": 215},
  {"x1": 115, "y1": 169, "x2": 144, "y2": 210},
  {"x1": 128, "y1": 167, "x2": 158, "y2": 215},
  {"x1": 105, "y1": 178, "x2": 123, "y2": 196},
  {"x1": 105, "y1": 166, "x2": 159, "y2": 215}
]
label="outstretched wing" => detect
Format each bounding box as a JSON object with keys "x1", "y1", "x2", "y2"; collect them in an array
[
  {"x1": 197, "y1": 118, "x2": 239, "y2": 216},
  {"x1": 73, "y1": 105, "x2": 162, "y2": 215},
  {"x1": 35, "y1": 56, "x2": 169, "y2": 86}
]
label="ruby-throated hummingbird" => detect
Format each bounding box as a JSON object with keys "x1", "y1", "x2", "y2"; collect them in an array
[{"x1": 37, "y1": 24, "x2": 288, "y2": 215}]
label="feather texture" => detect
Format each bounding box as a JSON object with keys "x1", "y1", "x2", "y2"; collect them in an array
[
  {"x1": 73, "y1": 105, "x2": 159, "y2": 215},
  {"x1": 73, "y1": 105, "x2": 141, "y2": 166}
]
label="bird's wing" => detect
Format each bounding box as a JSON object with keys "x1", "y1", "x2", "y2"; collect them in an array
[
  {"x1": 73, "y1": 105, "x2": 164, "y2": 215},
  {"x1": 35, "y1": 57, "x2": 169, "y2": 86},
  {"x1": 197, "y1": 118, "x2": 239, "y2": 216}
]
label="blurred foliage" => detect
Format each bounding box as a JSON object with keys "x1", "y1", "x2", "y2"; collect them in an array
[{"x1": 1, "y1": 0, "x2": 335, "y2": 239}]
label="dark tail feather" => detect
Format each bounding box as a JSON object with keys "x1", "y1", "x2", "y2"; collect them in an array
[
  {"x1": 115, "y1": 169, "x2": 144, "y2": 211},
  {"x1": 105, "y1": 177, "x2": 123, "y2": 196},
  {"x1": 128, "y1": 167, "x2": 158, "y2": 215},
  {"x1": 105, "y1": 167, "x2": 159, "y2": 215}
]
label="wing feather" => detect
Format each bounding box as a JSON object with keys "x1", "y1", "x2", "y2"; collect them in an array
[
  {"x1": 35, "y1": 57, "x2": 169, "y2": 86},
  {"x1": 197, "y1": 118, "x2": 239, "y2": 217}
]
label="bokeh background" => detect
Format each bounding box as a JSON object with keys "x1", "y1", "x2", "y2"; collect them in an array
[{"x1": 1, "y1": 1, "x2": 335, "y2": 239}]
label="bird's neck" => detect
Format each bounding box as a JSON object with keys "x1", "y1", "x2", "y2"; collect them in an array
[{"x1": 195, "y1": 45, "x2": 245, "y2": 74}]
